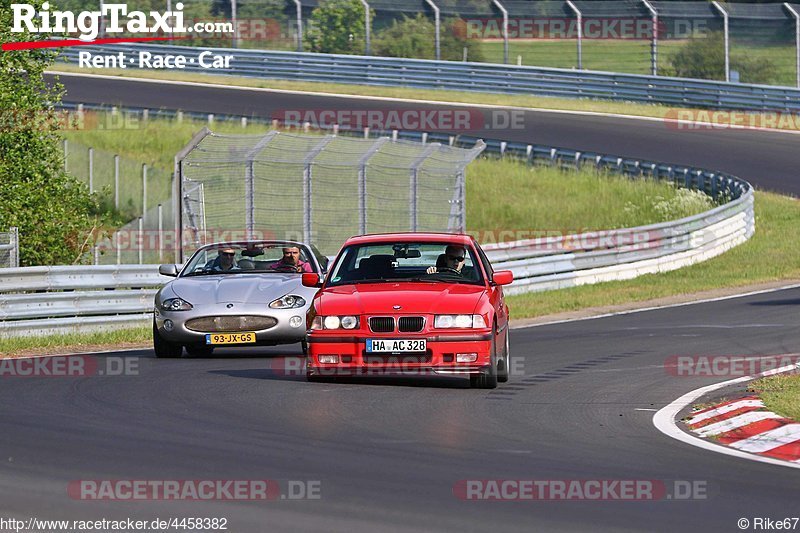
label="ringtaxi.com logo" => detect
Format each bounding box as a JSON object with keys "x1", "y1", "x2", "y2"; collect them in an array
[
  {"x1": 68, "y1": 479, "x2": 321, "y2": 500},
  {"x1": 0, "y1": 356, "x2": 138, "y2": 378},
  {"x1": 453, "y1": 479, "x2": 707, "y2": 501}
]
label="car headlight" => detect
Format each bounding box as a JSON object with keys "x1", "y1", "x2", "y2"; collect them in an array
[
  {"x1": 269, "y1": 295, "x2": 306, "y2": 309},
  {"x1": 311, "y1": 316, "x2": 360, "y2": 330},
  {"x1": 340, "y1": 316, "x2": 358, "y2": 329},
  {"x1": 434, "y1": 314, "x2": 487, "y2": 329},
  {"x1": 161, "y1": 298, "x2": 193, "y2": 311}
]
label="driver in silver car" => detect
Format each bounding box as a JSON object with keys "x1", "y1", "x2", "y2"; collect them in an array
[
  {"x1": 426, "y1": 245, "x2": 466, "y2": 275},
  {"x1": 204, "y1": 247, "x2": 240, "y2": 272}
]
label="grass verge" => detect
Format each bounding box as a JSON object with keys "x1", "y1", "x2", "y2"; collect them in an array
[
  {"x1": 47, "y1": 63, "x2": 800, "y2": 132},
  {"x1": 0, "y1": 327, "x2": 150, "y2": 358},
  {"x1": 507, "y1": 190, "x2": 800, "y2": 318},
  {"x1": 749, "y1": 374, "x2": 800, "y2": 422}
]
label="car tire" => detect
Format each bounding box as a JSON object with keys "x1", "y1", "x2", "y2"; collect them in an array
[
  {"x1": 152, "y1": 320, "x2": 182, "y2": 358},
  {"x1": 470, "y1": 335, "x2": 498, "y2": 389},
  {"x1": 497, "y1": 328, "x2": 510, "y2": 383},
  {"x1": 185, "y1": 344, "x2": 215, "y2": 358}
]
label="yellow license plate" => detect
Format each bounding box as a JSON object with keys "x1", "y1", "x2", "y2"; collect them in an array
[{"x1": 205, "y1": 332, "x2": 257, "y2": 345}]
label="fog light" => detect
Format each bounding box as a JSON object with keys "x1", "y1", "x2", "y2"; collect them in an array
[
  {"x1": 163, "y1": 319, "x2": 174, "y2": 332},
  {"x1": 289, "y1": 316, "x2": 303, "y2": 328},
  {"x1": 456, "y1": 353, "x2": 477, "y2": 363},
  {"x1": 318, "y1": 355, "x2": 339, "y2": 364}
]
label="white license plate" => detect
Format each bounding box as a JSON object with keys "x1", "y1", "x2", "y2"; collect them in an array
[{"x1": 366, "y1": 339, "x2": 427, "y2": 353}]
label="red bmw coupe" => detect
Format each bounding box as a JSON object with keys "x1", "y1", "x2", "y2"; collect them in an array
[{"x1": 302, "y1": 233, "x2": 513, "y2": 388}]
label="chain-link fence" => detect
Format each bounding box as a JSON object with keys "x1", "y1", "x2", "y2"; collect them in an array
[
  {"x1": 60, "y1": 139, "x2": 175, "y2": 264},
  {"x1": 177, "y1": 130, "x2": 485, "y2": 258},
  {"x1": 0, "y1": 227, "x2": 19, "y2": 268}
]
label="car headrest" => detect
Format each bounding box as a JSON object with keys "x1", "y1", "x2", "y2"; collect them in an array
[
  {"x1": 436, "y1": 253, "x2": 448, "y2": 268},
  {"x1": 238, "y1": 259, "x2": 255, "y2": 270}
]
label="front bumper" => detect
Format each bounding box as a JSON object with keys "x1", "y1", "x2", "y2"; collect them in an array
[
  {"x1": 306, "y1": 332, "x2": 493, "y2": 376},
  {"x1": 154, "y1": 305, "x2": 308, "y2": 345}
]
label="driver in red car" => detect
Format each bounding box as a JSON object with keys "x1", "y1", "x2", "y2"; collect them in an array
[
  {"x1": 269, "y1": 246, "x2": 314, "y2": 273},
  {"x1": 426, "y1": 244, "x2": 466, "y2": 275}
]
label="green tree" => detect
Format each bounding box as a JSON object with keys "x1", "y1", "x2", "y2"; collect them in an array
[
  {"x1": 666, "y1": 31, "x2": 777, "y2": 84},
  {"x1": 306, "y1": 0, "x2": 371, "y2": 55},
  {"x1": 0, "y1": 0, "x2": 104, "y2": 265},
  {"x1": 373, "y1": 14, "x2": 484, "y2": 62}
]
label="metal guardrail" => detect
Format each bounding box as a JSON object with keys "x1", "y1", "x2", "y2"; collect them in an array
[
  {"x1": 58, "y1": 43, "x2": 800, "y2": 111},
  {"x1": 0, "y1": 164, "x2": 753, "y2": 337},
  {"x1": 0, "y1": 265, "x2": 167, "y2": 337},
  {"x1": 6, "y1": 99, "x2": 755, "y2": 337}
]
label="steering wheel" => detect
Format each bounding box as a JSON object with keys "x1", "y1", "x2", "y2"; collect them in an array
[
  {"x1": 272, "y1": 263, "x2": 301, "y2": 273},
  {"x1": 435, "y1": 267, "x2": 462, "y2": 276}
]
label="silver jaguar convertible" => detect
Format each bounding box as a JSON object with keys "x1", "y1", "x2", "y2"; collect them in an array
[{"x1": 153, "y1": 240, "x2": 328, "y2": 358}]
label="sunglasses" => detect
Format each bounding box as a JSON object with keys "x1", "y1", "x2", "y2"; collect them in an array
[{"x1": 447, "y1": 254, "x2": 465, "y2": 262}]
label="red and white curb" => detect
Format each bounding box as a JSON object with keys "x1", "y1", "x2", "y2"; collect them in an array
[
  {"x1": 653, "y1": 358, "x2": 800, "y2": 469},
  {"x1": 685, "y1": 396, "x2": 800, "y2": 463}
]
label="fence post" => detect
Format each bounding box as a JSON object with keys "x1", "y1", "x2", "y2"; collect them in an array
[
  {"x1": 230, "y1": 0, "x2": 238, "y2": 48},
  {"x1": 424, "y1": 0, "x2": 441, "y2": 61},
  {"x1": 88, "y1": 147, "x2": 94, "y2": 193},
  {"x1": 358, "y1": 138, "x2": 388, "y2": 234},
  {"x1": 142, "y1": 164, "x2": 148, "y2": 223},
  {"x1": 9, "y1": 226, "x2": 19, "y2": 268},
  {"x1": 786, "y1": 3, "x2": 800, "y2": 88},
  {"x1": 492, "y1": 0, "x2": 509, "y2": 64},
  {"x1": 138, "y1": 217, "x2": 143, "y2": 264},
  {"x1": 360, "y1": 0, "x2": 371, "y2": 55},
  {"x1": 642, "y1": 0, "x2": 658, "y2": 76},
  {"x1": 114, "y1": 155, "x2": 120, "y2": 209},
  {"x1": 566, "y1": 0, "x2": 582, "y2": 70},
  {"x1": 292, "y1": 0, "x2": 303, "y2": 52},
  {"x1": 158, "y1": 203, "x2": 164, "y2": 262},
  {"x1": 712, "y1": 1, "x2": 730, "y2": 82},
  {"x1": 303, "y1": 137, "x2": 335, "y2": 244},
  {"x1": 409, "y1": 144, "x2": 439, "y2": 232}
]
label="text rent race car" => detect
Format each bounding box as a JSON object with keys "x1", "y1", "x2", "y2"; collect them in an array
[
  {"x1": 302, "y1": 233, "x2": 513, "y2": 388},
  {"x1": 153, "y1": 240, "x2": 328, "y2": 357}
]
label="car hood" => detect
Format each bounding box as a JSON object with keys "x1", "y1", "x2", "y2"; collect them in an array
[
  {"x1": 170, "y1": 274, "x2": 310, "y2": 305},
  {"x1": 317, "y1": 283, "x2": 486, "y2": 315}
]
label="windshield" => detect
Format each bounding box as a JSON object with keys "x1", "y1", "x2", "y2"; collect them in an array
[
  {"x1": 327, "y1": 242, "x2": 483, "y2": 286},
  {"x1": 181, "y1": 242, "x2": 317, "y2": 276}
]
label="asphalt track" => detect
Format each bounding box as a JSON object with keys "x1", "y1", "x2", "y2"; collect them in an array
[
  {"x1": 2, "y1": 288, "x2": 800, "y2": 531},
  {"x1": 4, "y1": 73, "x2": 795, "y2": 531},
  {"x1": 48, "y1": 72, "x2": 800, "y2": 196}
]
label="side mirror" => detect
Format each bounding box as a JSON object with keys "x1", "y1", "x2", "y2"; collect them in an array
[
  {"x1": 302, "y1": 273, "x2": 321, "y2": 287},
  {"x1": 159, "y1": 264, "x2": 179, "y2": 277},
  {"x1": 492, "y1": 270, "x2": 513, "y2": 286}
]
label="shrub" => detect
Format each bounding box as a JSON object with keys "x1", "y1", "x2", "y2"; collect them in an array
[
  {"x1": 667, "y1": 32, "x2": 777, "y2": 84},
  {"x1": 373, "y1": 14, "x2": 484, "y2": 62},
  {"x1": 0, "y1": 0, "x2": 112, "y2": 265},
  {"x1": 306, "y1": 0, "x2": 372, "y2": 55}
]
